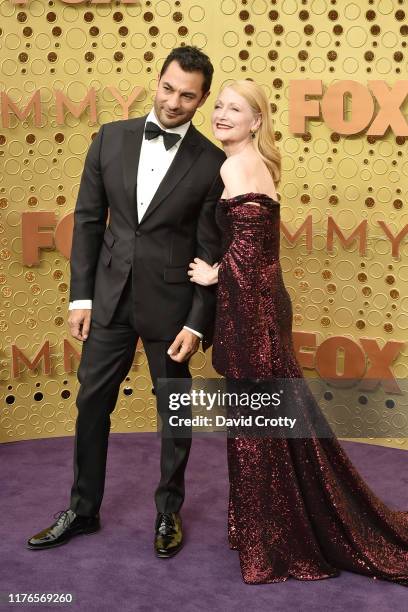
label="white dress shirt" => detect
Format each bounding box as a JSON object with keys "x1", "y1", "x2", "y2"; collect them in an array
[{"x1": 69, "y1": 109, "x2": 203, "y2": 340}]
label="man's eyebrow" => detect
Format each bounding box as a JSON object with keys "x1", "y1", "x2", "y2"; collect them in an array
[{"x1": 162, "y1": 81, "x2": 197, "y2": 96}]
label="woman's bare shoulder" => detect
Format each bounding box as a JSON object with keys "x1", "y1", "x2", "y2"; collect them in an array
[
  {"x1": 220, "y1": 155, "x2": 254, "y2": 187},
  {"x1": 220, "y1": 154, "x2": 248, "y2": 173}
]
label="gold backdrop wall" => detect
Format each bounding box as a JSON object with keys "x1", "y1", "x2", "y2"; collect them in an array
[{"x1": 1, "y1": 0, "x2": 407, "y2": 448}]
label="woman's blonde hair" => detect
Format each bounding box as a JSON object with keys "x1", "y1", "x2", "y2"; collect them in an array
[{"x1": 224, "y1": 79, "x2": 281, "y2": 186}]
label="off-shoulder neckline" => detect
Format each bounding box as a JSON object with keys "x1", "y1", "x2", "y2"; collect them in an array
[{"x1": 219, "y1": 192, "x2": 280, "y2": 206}]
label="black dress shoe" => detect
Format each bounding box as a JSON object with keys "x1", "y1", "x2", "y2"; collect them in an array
[
  {"x1": 154, "y1": 512, "x2": 183, "y2": 558},
  {"x1": 27, "y1": 509, "x2": 100, "y2": 550}
]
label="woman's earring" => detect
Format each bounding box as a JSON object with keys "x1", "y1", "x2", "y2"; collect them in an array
[{"x1": 251, "y1": 130, "x2": 256, "y2": 139}]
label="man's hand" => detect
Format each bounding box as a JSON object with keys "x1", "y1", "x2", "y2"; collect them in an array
[
  {"x1": 68, "y1": 308, "x2": 92, "y2": 341},
  {"x1": 167, "y1": 329, "x2": 200, "y2": 363}
]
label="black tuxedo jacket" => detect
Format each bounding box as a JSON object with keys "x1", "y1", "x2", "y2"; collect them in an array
[{"x1": 69, "y1": 115, "x2": 226, "y2": 350}]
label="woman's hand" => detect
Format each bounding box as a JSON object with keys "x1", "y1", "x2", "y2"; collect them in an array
[{"x1": 188, "y1": 258, "x2": 219, "y2": 286}]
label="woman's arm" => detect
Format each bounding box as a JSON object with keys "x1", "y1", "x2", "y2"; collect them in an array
[{"x1": 189, "y1": 156, "x2": 268, "y2": 286}]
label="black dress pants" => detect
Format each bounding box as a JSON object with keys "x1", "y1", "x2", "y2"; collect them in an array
[{"x1": 69, "y1": 270, "x2": 192, "y2": 516}]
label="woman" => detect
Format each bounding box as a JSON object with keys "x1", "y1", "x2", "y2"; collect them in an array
[{"x1": 188, "y1": 80, "x2": 408, "y2": 585}]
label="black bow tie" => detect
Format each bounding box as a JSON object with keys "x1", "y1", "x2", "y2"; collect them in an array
[{"x1": 144, "y1": 121, "x2": 182, "y2": 150}]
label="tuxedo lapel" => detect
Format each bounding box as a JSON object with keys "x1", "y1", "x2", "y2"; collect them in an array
[
  {"x1": 122, "y1": 116, "x2": 146, "y2": 228},
  {"x1": 138, "y1": 124, "x2": 203, "y2": 227}
]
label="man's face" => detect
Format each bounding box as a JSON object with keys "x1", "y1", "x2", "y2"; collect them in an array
[{"x1": 154, "y1": 60, "x2": 210, "y2": 128}]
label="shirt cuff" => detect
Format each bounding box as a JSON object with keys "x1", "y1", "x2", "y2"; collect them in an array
[
  {"x1": 69, "y1": 300, "x2": 93, "y2": 310},
  {"x1": 183, "y1": 325, "x2": 203, "y2": 339}
]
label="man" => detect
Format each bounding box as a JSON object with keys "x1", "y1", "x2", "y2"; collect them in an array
[{"x1": 27, "y1": 46, "x2": 225, "y2": 557}]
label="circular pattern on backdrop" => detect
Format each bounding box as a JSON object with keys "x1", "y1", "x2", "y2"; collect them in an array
[
  {"x1": 220, "y1": 56, "x2": 236, "y2": 73},
  {"x1": 189, "y1": 6, "x2": 205, "y2": 22},
  {"x1": 191, "y1": 32, "x2": 207, "y2": 48},
  {"x1": 156, "y1": 1, "x2": 171, "y2": 18},
  {"x1": 223, "y1": 31, "x2": 239, "y2": 47},
  {"x1": 221, "y1": 0, "x2": 237, "y2": 16}
]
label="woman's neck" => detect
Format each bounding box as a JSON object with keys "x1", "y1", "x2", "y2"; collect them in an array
[{"x1": 223, "y1": 139, "x2": 253, "y2": 158}]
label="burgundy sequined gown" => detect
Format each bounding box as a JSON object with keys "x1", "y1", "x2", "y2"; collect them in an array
[{"x1": 212, "y1": 192, "x2": 408, "y2": 586}]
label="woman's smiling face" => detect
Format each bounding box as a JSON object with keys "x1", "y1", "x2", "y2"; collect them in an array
[{"x1": 211, "y1": 86, "x2": 260, "y2": 145}]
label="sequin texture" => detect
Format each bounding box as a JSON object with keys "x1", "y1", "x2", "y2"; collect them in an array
[{"x1": 212, "y1": 192, "x2": 408, "y2": 586}]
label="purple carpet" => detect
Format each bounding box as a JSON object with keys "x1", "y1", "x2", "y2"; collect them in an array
[{"x1": 2, "y1": 434, "x2": 408, "y2": 611}]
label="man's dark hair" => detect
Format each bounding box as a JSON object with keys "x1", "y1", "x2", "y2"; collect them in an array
[{"x1": 159, "y1": 46, "x2": 214, "y2": 95}]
